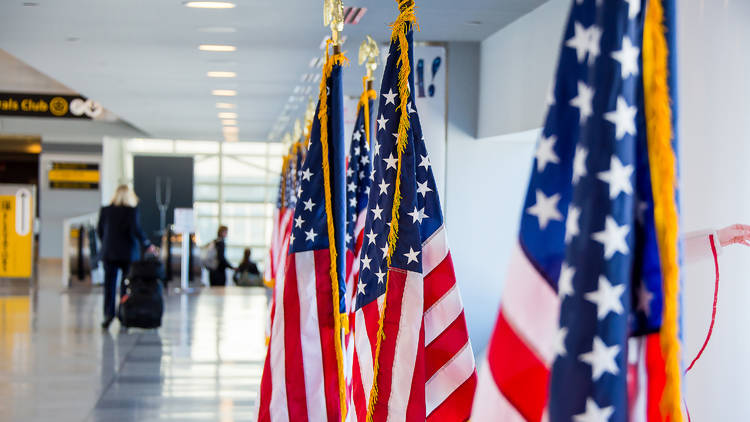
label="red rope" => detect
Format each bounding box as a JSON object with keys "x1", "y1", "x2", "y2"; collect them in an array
[{"x1": 685, "y1": 234, "x2": 720, "y2": 373}]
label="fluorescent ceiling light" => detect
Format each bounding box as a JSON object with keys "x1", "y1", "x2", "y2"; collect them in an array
[
  {"x1": 184, "y1": 2, "x2": 236, "y2": 9},
  {"x1": 216, "y1": 102, "x2": 236, "y2": 109},
  {"x1": 198, "y1": 26, "x2": 237, "y2": 33},
  {"x1": 212, "y1": 89, "x2": 237, "y2": 96},
  {"x1": 222, "y1": 119, "x2": 237, "y2": 126},
  {"x1": 207, "y1": 71, "x2": 236, "y2": 78},
  {"x1": 218, "y1": 112, "x2": 237, "y2": 119},
  {"x1": 223, "y1": 127, "x2": 239, "y2": 135},
  {"x1": 199, "y1": 44, "x2": 236, "y2": 52}
]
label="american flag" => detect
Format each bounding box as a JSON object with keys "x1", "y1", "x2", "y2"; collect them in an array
[
  {"x1": 343, "y1": 92, "x2": 374, "y2": 406},
  {"x1": 258, "y1": 54, "x2": 348, "y2": 422},
  {"x1": 472, "y1": 0, "x2": 682, "y2": 420},
  {"x1": 349, "y1": 18, "x2": 476, "y2": 422}
]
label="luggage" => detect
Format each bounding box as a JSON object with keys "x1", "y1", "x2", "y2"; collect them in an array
[
  {"x1": 234, "y1": 271, "x2": 263, "y2": 287},
  {"x1": 200, "y1": 240, "x2": 219, "y2": 271},
  {"x1": 118, "y1": 254, "x2": 165, "y2": 329}
]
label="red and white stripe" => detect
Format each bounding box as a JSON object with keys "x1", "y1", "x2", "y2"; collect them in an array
[
  {"x1": 344, "y1": 208, "x2": 367, "y2": 417},
  {"x1": 471, "y1": 243, "x2": 560, "y2": 422},
  {"x1": 264, "y1": 207, "x2": 294, "y2": 341},
  {"x1": 258, "y1": 249, "x2": 344, "y2": 422},
  {"x1": 350, "y1": 225, "x2": 477, "y2": 422}
]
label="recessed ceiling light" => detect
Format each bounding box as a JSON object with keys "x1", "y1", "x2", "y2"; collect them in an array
[
  {"x1": 212, "y1": 89, "x2": 236, "y2": 96},
  {"x1": 216, "y1": 102, "x2": 236, "y2": 109},
  {"x1": 222, "y1": 119, "x2": 237, "y2": 126},
  {"x1": 199, "y1": 44, "x2": 236, "y2": 52},
  {"x1": 218, "y1": 112, "x2": 237, "y2": 119},
  {"x1": 23, "y1": 2, "x2": 39, "y2": 7},
  {"x1": 465, "y1": 20, "x2": 482, "y2": 25},
  {"x1": 66, "y1": 36, "x2": 80, "y2": 42},
  {"x1": 184, "y1": 1, "x2": 235, "y2": 9},
  {"x1": 207, "y1": 71, "x2": 236, "y2": 78},
  {"x1": 198, "y1": 26, "x2": 237, "y2": 33}
]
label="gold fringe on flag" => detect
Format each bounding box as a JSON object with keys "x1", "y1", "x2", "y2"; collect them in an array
[
  {"x1": 642, "y1": 0, "x2": 683, "y2": 420},
  {"x1": 366, "y1": 1, "x2": 418, "y2": 420},
  {"x1": 359, "y1": 76, "x2": 377, "y2": 147},
  {"x1": 318, "y1": 38, "x2": 350, "y2": 422}
]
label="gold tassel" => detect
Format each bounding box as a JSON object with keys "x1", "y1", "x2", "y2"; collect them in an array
[
  {"x1": 643, "y1": 0, "x2": 683, "y2": 420},
  {"x1": 317, "y1": 39, "x2": 350, "y2": 422},
  {"x1": 366, "y1": 2, "x2": 417, "y2": 420}
]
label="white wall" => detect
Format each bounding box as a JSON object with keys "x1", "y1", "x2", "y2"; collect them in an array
[
  {"x1": 478, "y1": 0, "x2": 569, "y2": 138},
  {"x1": 679, "y1": 1, "x2": 750, "y2": 420}
]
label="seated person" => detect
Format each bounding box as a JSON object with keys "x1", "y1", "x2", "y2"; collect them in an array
[{"x1": 234, "y1": 247, "x2": 262, "y2": 286}]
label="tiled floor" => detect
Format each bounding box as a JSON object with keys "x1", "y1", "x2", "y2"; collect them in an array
[{"x1": 0, "y1": 261, "x2": 268, "y2": 422}]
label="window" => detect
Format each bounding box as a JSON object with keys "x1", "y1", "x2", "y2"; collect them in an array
[{"x1": 123, "y1": 139, "x2": 282, "y2": 272}]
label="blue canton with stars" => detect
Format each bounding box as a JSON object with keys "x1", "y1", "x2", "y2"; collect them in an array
[
  {"x1": 515, "y1": 0, "x2": 669, "y2": 420},
  {"x1": 288, "y1": 62, "x2": 347, "y2": 314},
  {"x1": 356, "y1": 29, "x2": 443, "y2": 309},
  {"x1": 355, "y1": 28, "x2": 442, "y2": 311},
  {"x1": 345, "y1": 99, "x2": 374, "y2": 251}
]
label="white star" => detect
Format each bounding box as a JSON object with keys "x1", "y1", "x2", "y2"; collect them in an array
[
  {"x1": 360, "y1": 155, "x2": 370, "y2": 166},
  {"x1": 558, "y1": 263, "x2": 575, "y2": 299},
  {"x1": 570, "y1": 81, "x2": 595, "y2": 124},
  {"x1": 345, "y1": 232, "x2": 352, "y2": 244},
  {"x1": 382, "y1": 88, "x2": 397, "y2": 106},
  {"x1": 383, "y1": 153, "x2": 398, "y2": 170},
  {"x1": 297, "y1": 186, "x2": 303, "y2": 198},
  {"x1": 419, "y1": 154, "x2": 431, "y2": 170},
  {"x1": 612, "y1": 36, "x2": 640, "y2": 79},
  {"x1": 625, "y1": 0, "x2": 641, "y2": 19},
  {"x1": 598, "y1": 156, "x2": 634, "y2": 199},
  {"x1": 369, "y1": 169, "x2": 376, "y2": 181},
  {"x1": 354, "y1": 147, "x2": 361, "y2": 157},
  {"x1": 377, "y1": 115, "x2": 388, "y2": 131},
  {"x1": 585, "y1": 275, "x2": 626, "y2": 320},
  {"x1": 303, "y1": 198, "x2": 315, "y2": 211},
  {"x1": 408, "y1": 207, "x2": 428, "y2": 224},
  {"x1": 380, "y1": 244, "x2": 390, "y2": 258},
  {"x1": 404, "y1": 247, "x2": 420, "y2": 264},
  {"x1": 638, "y1": 282, "x2": 654, "y2": 316},
  {"x1": 353, "y1": 131, "x2": 362, "y2": 141},
  {"x1": 359, "y1": 170, "x2": 365, "y2": 180},
  {"x1": 290, "y1": 233, "x2": 295, "y2": 243},
  {"x1": 347, "y1": 167, "x2": 354, "y2": 178},
  {"x1": 566, "y1": 21, "x2": 591, "y2": 63},
  {"x1": 407, "y1": 102, "x2": 416, "y2": 113},
  {"x1": 301, "y1": 168, "x2": 313, "y2": 182},
  {"x1": 349, "y1": 197, "x2": 357, "y2": 207},
  {"x1": 579, "y1": 337, "x2": 620, "y2": 381},
  {"x1": 305, "y1": 228, "x2": 317, "y2": 242},
  {"x1": 572, "y1": 145, "x2": 588, "y2": 185},
  {"x1": 348, "y1": 181, "x2": 357, "y2": 192},
  {"x1": 604, "y1": 96, "x2": 637, "y2": 141},
  {"x1": 535, "y1": 134, "x2": 560, "y2": 172},
  {"x1": 357, "y1": 280, "x2": 367, "y2": 295},
  {"x1": 526, "y1": 190, "x2": 564, "y2": 230},
  {"x1": 374, "y1": 269, "x2": 386, "y2": 284},
  {"x1": 573, "y1": 398, "x2": 614, "y2": 422},
  {"x1": 294, "y1": 215, "x2": 304, "y2": 228},
  {"x1": 360, "y1": 255, "x2": 372, "y2": 271},
  {"x1": 378, "y1": 179, "x2": 390, "y2": 195},
  {"x1": 586, "y1": 25, "x2": 603, "y2": 65},
  {"x1": 371, "y1": 204, "x2": 383, "y2": 220},
  {"x1": 366, "y1": 229, "x2": 377, "y2": 245},
  {"x1": 592, "y1": 216, "x2": 630, "y2": 259},
  {"x1": 416, "y1": 180, "x2": 432, "y2": 197},
  {"x1": 553, "y1": 326, "x2": 568, "y2": 357},
  {"x1": 565, "y1": 205, "x2": 581, "y2": 244},
  {"x1": 373, "y1": 140, "x2": 381, "y2": 157}
]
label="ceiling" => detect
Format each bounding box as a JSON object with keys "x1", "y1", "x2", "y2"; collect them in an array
[{"x1": 0, "y1": 0, "x2": 547, "y2": 142}]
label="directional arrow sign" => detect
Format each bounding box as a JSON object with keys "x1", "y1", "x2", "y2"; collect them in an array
[{"x1": 15, "y1": 188, "x2": 31, "y2": 236}]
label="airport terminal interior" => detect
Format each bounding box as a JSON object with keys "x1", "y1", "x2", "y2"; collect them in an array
[{"x1": 1, "y1": 0, "x2": 750, "y2": 421}]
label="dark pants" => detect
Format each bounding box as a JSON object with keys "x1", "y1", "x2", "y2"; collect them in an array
[
  {"x1": 103, "y1": 260, "x2": 131, "y2": 320},
  {"x1": 209, "y1": 268, "x2": 226, "y2": 287}
]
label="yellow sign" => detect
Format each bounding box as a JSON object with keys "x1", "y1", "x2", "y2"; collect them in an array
[
  {"x1": 48, "y1": 162, "x2": 100, "y2": 189},
  {"x1": 0, "y1": 187, "x2": 34, "y2": 278}
]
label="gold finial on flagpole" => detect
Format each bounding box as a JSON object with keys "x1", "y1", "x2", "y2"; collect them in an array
[
  {"x1": 359, "y1": 35, "x2": 380, "y2": 86},
  {"x1": 324, "y1": 0, "x2": 345, "y2": 50}
]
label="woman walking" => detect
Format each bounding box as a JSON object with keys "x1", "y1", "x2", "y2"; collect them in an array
[{"x1": 97, "y1": 185, "x2": 155, "y2": 329}]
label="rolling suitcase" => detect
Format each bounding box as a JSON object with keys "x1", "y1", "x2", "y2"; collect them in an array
[{"x1": 118, "y1": 254, "x2": 165, "y2": 329}]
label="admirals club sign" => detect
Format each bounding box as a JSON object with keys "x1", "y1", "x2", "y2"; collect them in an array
[{"x1": 0, "y1": 92, "x2": 103, "y2": 119}]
